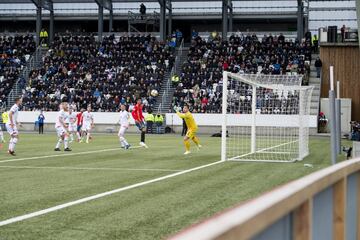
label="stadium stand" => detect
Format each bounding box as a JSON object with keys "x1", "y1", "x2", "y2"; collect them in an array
[
  {"x1": 0, "y1": 34, "x2": 36, "y2": 106},
  {"x1": 171, "y1": 33, "x2": 312, "y2": 113},
  {"x1": 22, "y1": 33, "x2": 175, "y2": 112}
]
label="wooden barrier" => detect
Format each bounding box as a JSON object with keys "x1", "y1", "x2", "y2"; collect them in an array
[{"x1": 168, "y1": 158, "x2": 360, "y2": 240}]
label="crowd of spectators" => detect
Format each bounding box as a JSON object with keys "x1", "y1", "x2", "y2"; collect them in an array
[
  {"x1": 23, "y1": 33, "x2": 175, "y2": 112},
  {"x1": 172, "y1": 32, "x2": 312, "y2": 114},
  {"x1": 0, "y1": 34, "x2": 35, "y2": 106}
]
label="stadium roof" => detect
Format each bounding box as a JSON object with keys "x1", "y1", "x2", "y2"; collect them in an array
[{"x1": 1, "y1": 0, "x2": 302, "y2": 2}]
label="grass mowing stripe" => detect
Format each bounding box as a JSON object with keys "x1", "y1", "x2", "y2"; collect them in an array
[
  {"x1": 0, "y1": 165, "x2": 184, "y2": 172},
  {"x1": 0, "y1": 160, "x2": 224, "y2": 227},
  {"x1": 0, "y1": 146, "x2": 143, "y2": 164}
]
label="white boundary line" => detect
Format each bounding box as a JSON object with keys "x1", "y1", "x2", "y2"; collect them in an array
[
  {"x1": 0, "y1": 146, "x2": 143, "y2": 164},
  {"x1": 229, "y1": 140, "x2": 298, "y2": 160},
  {"x1": 0, "y1": 160, "x2": 224, "y2": 227},
  {"x1": 0, "y1": 165, "x2": 183, "y2": 172}
]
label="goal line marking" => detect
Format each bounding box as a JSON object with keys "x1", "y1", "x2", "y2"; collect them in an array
[
  {"x1": 0, "y1": 146, "x2": 143, "y2": 164},
  {"x1": 0, "y1": 160, "x2": 224, "y2": 227},
  {"x1": 0, "y1": 165, "x2": 184, "y2": 172},
  {"x1": 228, "y1": 140, "x2": 299, "y2": 160}
]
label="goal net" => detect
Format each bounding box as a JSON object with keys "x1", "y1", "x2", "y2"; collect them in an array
[{"x1": 221, "y1": 72, "x2": 313, "y2": 163}]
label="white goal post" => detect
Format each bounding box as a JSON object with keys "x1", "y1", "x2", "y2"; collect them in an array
[{"x1": 221, "y1": 71, "x2": 314, "y2": 163}]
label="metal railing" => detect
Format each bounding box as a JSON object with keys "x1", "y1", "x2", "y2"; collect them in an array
[
  {"x1": 6, "y1": 45, "x2": 43, "y2": 107},
  {"x1": 157, "y1": 39, "x2": 184, "y2": 114}
]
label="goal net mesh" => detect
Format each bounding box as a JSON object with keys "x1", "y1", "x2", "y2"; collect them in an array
[{"x1": 221, "y1": 72, "x2": 313, "y2": 163}]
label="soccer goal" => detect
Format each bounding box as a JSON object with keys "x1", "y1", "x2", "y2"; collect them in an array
[{"x1": 221, "y1": 72, "x2": 314, "y2": 163}]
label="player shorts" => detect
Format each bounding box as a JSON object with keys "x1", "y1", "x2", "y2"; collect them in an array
[
  {"x1": 77, "y1": 125, "x2": 82, "y2": 132},
  {"x1": 186, "y1": 128, "x2": 198, "y2": 139},
  {"x1": 5, "y1": 123, "x2": 18, "y2": 136},
  {"x1": 56, "y1": 127, "x2": 66, "y2": 137},
  {"x1": 118, "y1": 125, "x2": 128, "y2": 137},
  {"x1": 68, "y1": 124, "x2": 76, "y2": 132},
  {"x1": 82, "y1": 123, "x2": 92, "y2": 132},
  {"x1": 135, "y1": 121, "x2": 146, "y2": 131}
]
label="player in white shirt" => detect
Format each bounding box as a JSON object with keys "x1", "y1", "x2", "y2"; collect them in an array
[
  {"x1": 6, "y1": 97, "x2": 22, "y2": 155},
  {"x1": 118, "y1": 104, "x2": 131, "y2": 149},
  {"x1": 80, "y1": 105, "x2": 94, "y2": 144},
  {"x1": 67, "y1": 107, "x2": 77, "y2": 143},
  {"x1": 54, "y1": 102, "x2": 71, "y2": 151}
]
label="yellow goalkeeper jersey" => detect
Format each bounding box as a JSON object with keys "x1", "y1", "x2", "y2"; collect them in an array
[
  {"x1": 2, "y1": 112, "x2": 9, "y2": 124},
  {"x1": 176, "y1": 111, "x2": 198, "y2": 131}
]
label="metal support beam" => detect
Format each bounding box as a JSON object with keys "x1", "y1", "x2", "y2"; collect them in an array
[
  {"x1": 168, "y1": 5, "x2": 172, "y2": 36},
  {"x1": 36, "y1": 5, "x2": 42, "y2": 46},
  {"x1": 304, "y1": 0, "x2": 309, "y2": 33},
  {"x1": 229, "y1": 2, "x2": 233, "y2": 33},
  {"x1": 159, "y1": 0, "x2": 166, "y2": 41},
  {"x1": 98, "y1": 4, "x2": 104, "y2": 41},
  {"x1": 297, "y1": 0, "x2": 304, "y2": 40},
  {"x1": 32, "y1": 0, "x2": 54, "y2": 45},
  {"x1": 95, "y1": 0, "x2": 112, "y2": 11},
  {"x1": 49, "y1": 10, "x2": 54, "y2": 43},
  {"x1": 222, "y1": 0, "x2": 228, "y2": 39},
  {"x1": 31, "y1": 0, "x2": 53, "y2": 11},
  {"x1": 109, "y1": 9, "x2": 113, "y2": 32},
  {"x1": 95, "y1": 0, "x2": 113, "y2": 33}
]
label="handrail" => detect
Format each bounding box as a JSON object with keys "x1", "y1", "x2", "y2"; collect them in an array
[
  {"x1": 169, "y1": 158, "x2": 360, "y2": 240},
  {"x1": 157, "y1": 39, "x2": 184, "y2": 114},
  {"x1": 6, "y1": 45, "x2": 43, "y2": 106}
]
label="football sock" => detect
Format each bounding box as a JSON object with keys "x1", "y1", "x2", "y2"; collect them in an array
[
  {"x1": 76, "y1": 132, "x2": 81, "y2": 140},
  {"x1": 120, "y1": 136, "x2": 128, "y2": 146},
  {"x1": 184, "y1": 140, "x2": 190, "y2": 152},
  {"x1": 192, "y1": 136, "x2": 200, "y2": 146},
  {"x1": 0, "y1": 131, "x2": 4, "y2": 142},
  {"x1": 70, "y1": 133, "x2": 74, "y2": 142},
  {"x1": 12, "y1": 137, "x2": 18, "y2": 151},
  {"x1": 56, "y1": 139, "x2": 62, "y2": 149},
  {"x1": 8, "y1": 138, "x2": 14, "y2": 151},
  {"x1": 141, "y1": 131, "x2": 145, "y2": 142},
  {"x1": 64, "y1": 136, "x2": 69, "y2": 148},
  {"x1": 86, "y1": 133, "x2": 90, "y2": 142}
]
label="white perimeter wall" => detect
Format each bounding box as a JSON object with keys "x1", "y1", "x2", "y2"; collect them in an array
[{"x1": 18, "y1": 111, "x2": 317, "y2": 128}]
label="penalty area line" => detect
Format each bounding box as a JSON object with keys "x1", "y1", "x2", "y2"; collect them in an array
[
  {"x1": 0, "y1": 160, "x2": 224, "y2": 227},
  {"x1": 0, "y1": 146, "x2": 143, "y2": 164}
]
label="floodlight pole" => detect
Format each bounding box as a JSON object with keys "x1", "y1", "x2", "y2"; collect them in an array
[{"x1": 329, "y1": 66, "x2": 337, "y2": 165}]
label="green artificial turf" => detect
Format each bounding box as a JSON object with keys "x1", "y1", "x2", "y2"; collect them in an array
[{"x1": 0, "y1": 133, "x2": 348, "y2": 240}]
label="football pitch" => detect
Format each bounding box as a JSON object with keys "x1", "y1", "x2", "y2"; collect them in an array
[{"x1": 0, "y1": 133, "x2": 346, "y2": 240}]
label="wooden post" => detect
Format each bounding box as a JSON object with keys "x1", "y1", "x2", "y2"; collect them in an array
[
  {"x1": 293, "y1": 199, "x2": 312, "y2": 240},
  {"x1": 333, "y1": 178, "x2": 346, "y2": 240}
]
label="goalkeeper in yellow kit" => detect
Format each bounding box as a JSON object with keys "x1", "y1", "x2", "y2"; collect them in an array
[{"x1": 176, "y1": 104, "x2": 202, "y2": 155}]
